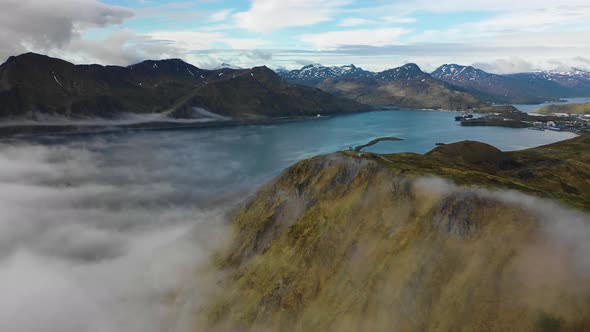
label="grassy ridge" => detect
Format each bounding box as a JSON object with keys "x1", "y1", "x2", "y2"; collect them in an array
[
  {"x1": 537, "y1": 103, "x2": 590, "y2": 114},
  {"x1": 197, "y1": 135, "x2": 590, "y2": 331}
]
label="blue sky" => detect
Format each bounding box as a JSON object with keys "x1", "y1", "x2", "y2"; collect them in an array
[{"x1": 2, "y1": 0, "x2": 590, "y2": 72}]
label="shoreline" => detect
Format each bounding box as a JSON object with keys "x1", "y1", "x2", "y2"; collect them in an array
[
  {"x1": 0, "y1": 115, "x2": 332, "y2": 139},
  {"x1": 1, "y1": 104, "x2": 584, "y2": 140},
  {"x1": 0, "y1": 107, "x2": 458, "y2": 139}
]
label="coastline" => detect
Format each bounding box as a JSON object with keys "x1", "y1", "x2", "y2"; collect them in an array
[
  {"x1": 1, "y1": 104, "x2": 585, "y2": 140},
  {"x1": 0, "y1": 115, "x2": 331, "y2": 139}
]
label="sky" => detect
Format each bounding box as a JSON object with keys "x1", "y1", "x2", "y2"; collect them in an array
[{"x1": 1, "y1": 0, "x2": 590, "y2": 73}]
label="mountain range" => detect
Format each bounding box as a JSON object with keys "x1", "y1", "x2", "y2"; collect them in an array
[
  {"x1": 0, "y1": 53, "x2": 370, "y2": 121},
  {"x1": 3, "y1": 53, "x2": 590, "y2": 123},
  {"x1": 278, "y1": 63, "x2": 590, "y2": 105},
  {"x1": 318, "y1": 63, "x2": 484, "y2": 111}
]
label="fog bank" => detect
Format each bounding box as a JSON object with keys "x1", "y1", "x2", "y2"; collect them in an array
[{"x1": 0, "y1": 140, "x2": 231, "y2": 332}]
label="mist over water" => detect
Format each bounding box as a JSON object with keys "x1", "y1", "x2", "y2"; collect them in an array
[
  {"x1": 0, "y1": 110, "x2": 579, "y2": 331},
  {"x1": 0, "y1": 141, "x2": 232, "y2": 332}
]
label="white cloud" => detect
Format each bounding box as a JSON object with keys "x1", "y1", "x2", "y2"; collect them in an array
[
  {"x1": 382, "y1": 16, "x2": 417, "y2": 24},
  {"x1": 0, "y1": 0, "x2": 132, "y2": 61},
  {"x1": 35, "y1": 29, "x2": 269, "y2": 66},
  {"x1": 147, "y1": 30, "x2": 225, "y2": 51},
  {"x1": 363, "y1": 0, "x2": 590, "y2": 16},
  {"x1": 300, "y1": 28, "x2": 411, "y2": 49},
  {"x1": 338, "y1": 18, "x2": 376, "y2": 27},
  {"x1": 148, "y1": 30, "x2": 267, "y2": 50},
  {"x1": 472, "y1": 57, "x2": 536, "y2": 74},
  {"x1": 234, "y1": 0, "x2": 351, "y2": 33},
  {"x1": 1, "y1": 0, "x2": 589, "y2": 72},
  {"x1": 0, "y1": 141, "x2": 231, "y2": 332},
  {"x1": 222, "y1": 38, "x2": 268, "y2": 49},
  {"x1": 210, "y1": 9, "x2": 233, "y2": 22}
]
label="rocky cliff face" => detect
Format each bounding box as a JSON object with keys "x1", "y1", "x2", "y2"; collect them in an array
[
  {"x1": 197, "y1": 135, "x2": 590, "y2": 332},
  {"x1": 0, "y1": 53, "x2": 371, "y2": 120}
]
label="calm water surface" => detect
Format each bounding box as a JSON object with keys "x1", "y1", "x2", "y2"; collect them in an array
[{"x1": 25, "y1": 110, "x2": 576, "y2": 199}]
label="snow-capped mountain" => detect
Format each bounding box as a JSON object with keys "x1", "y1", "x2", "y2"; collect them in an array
[
  {"x1": 318, "y1": 63, "x2": 484, "y2": 110},
  {"x1": 505, "y1": 68, "x2": 590, "y2": 99},
  {"x1": 534, "y1": 68, "x2": 590, "y2": 81},
  {"x1": 432, "y1": 64, "x2": 590, "y2": 104},
  {"x1": 375, "y1": 63, "x2": 429, "y2": 82},
  {"x1": 513, "y1": 68, "x2": 590, "y2": 91},
  {"x1": 276, "y1": 64, "x2": 373, "y2": 86},
  {"x1": 280, "y1": 62, "x2": 590, "y2": 103},
  {"x1": 431, "y1": 64, "x2": 498, "y2": 83}
]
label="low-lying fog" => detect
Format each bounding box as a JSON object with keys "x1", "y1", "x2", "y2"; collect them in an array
[
  {"x1": 0, "y1": 135, "x2": 246, "y2": 332},
  {"x1": 0, "y1": 112, "x2": 580, "y2": 332}
]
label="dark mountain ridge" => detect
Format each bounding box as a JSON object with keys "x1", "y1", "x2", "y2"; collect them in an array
[{"x1": 0, "y1": 53, "x2": 370, "y2": 120}]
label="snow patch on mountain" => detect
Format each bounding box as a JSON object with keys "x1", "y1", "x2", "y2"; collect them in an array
[{"x1": 276, "y1": 64, "x2": 373, "y2": 85}]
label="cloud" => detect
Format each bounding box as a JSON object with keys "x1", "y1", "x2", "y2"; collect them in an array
[
  {"x1": 338, "y1": 18, "x2": 376, "y2": 27},
  {"x1": 53, "y1": 30, "x2": 182, "y2": 66},
  {"x1": 29, "y1": 28, "x2": 268, "y2": 67},
  {"x1": 381, "y1": 16, "x2": 417, "y2": 24},
  {"x1": 148, "y1": 30, "x2": 268, "y2": 51},
  {"x1": 0, "y1": 0, "x2": 133, "y2": 61},
  {"x1": 234, "y1": 0, "x2": 351, "y2": 33},
  {"x1": 574, "y1": 57, "x2": 590, "y2": 65},
  {"x1": 148, "y1": 30, "x2": 225, "y2": 50},
  {"x1": 361, "y1": 0, "x2": 590, "y2": 16},
  {"x1": 472, "y1": 57, "x2": 536, "y2": 74},
  {"x1": 210, "y1": 9, "x2": 233, "y2": 22},
  {"x1": 0, "y1": 136, "x2": 235, "y2": 332},
  {"x1": 300, "y1": 28, "x2": 411, "y2": 49},
  {"x1": 1, "y1": 0, "x2": 588, "y2": 73},
  {"x1": 134, "y1": 2, "x2": 211, "y2": 21},
  {"x1": 0, "y1": 0, "x2": 263, "y2": 66}
]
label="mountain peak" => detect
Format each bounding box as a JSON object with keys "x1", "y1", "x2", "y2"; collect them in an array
[
  {"x1": 376, "y1": 63, "x2": 427, "y2": 82},
  {"x1": 214, "y1": 63, "x2": 243, "y2": 70},
  {"x1": 3, "y1": 52, "x2": 74, "y2": 68},
  {"x1": 401, "y1": 63, "x2": 422, "y2": 71},
  {"x1": 432, "y1": 64, "x2": 495, "y2": 83},
  {"x1": 276, "y1": 63, "x2": 373, "y2": 86}
]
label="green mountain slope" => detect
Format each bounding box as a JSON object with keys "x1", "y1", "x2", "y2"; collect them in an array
[{"x1": 198, "y1": 135, "x2": 590, "y2": 332}]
